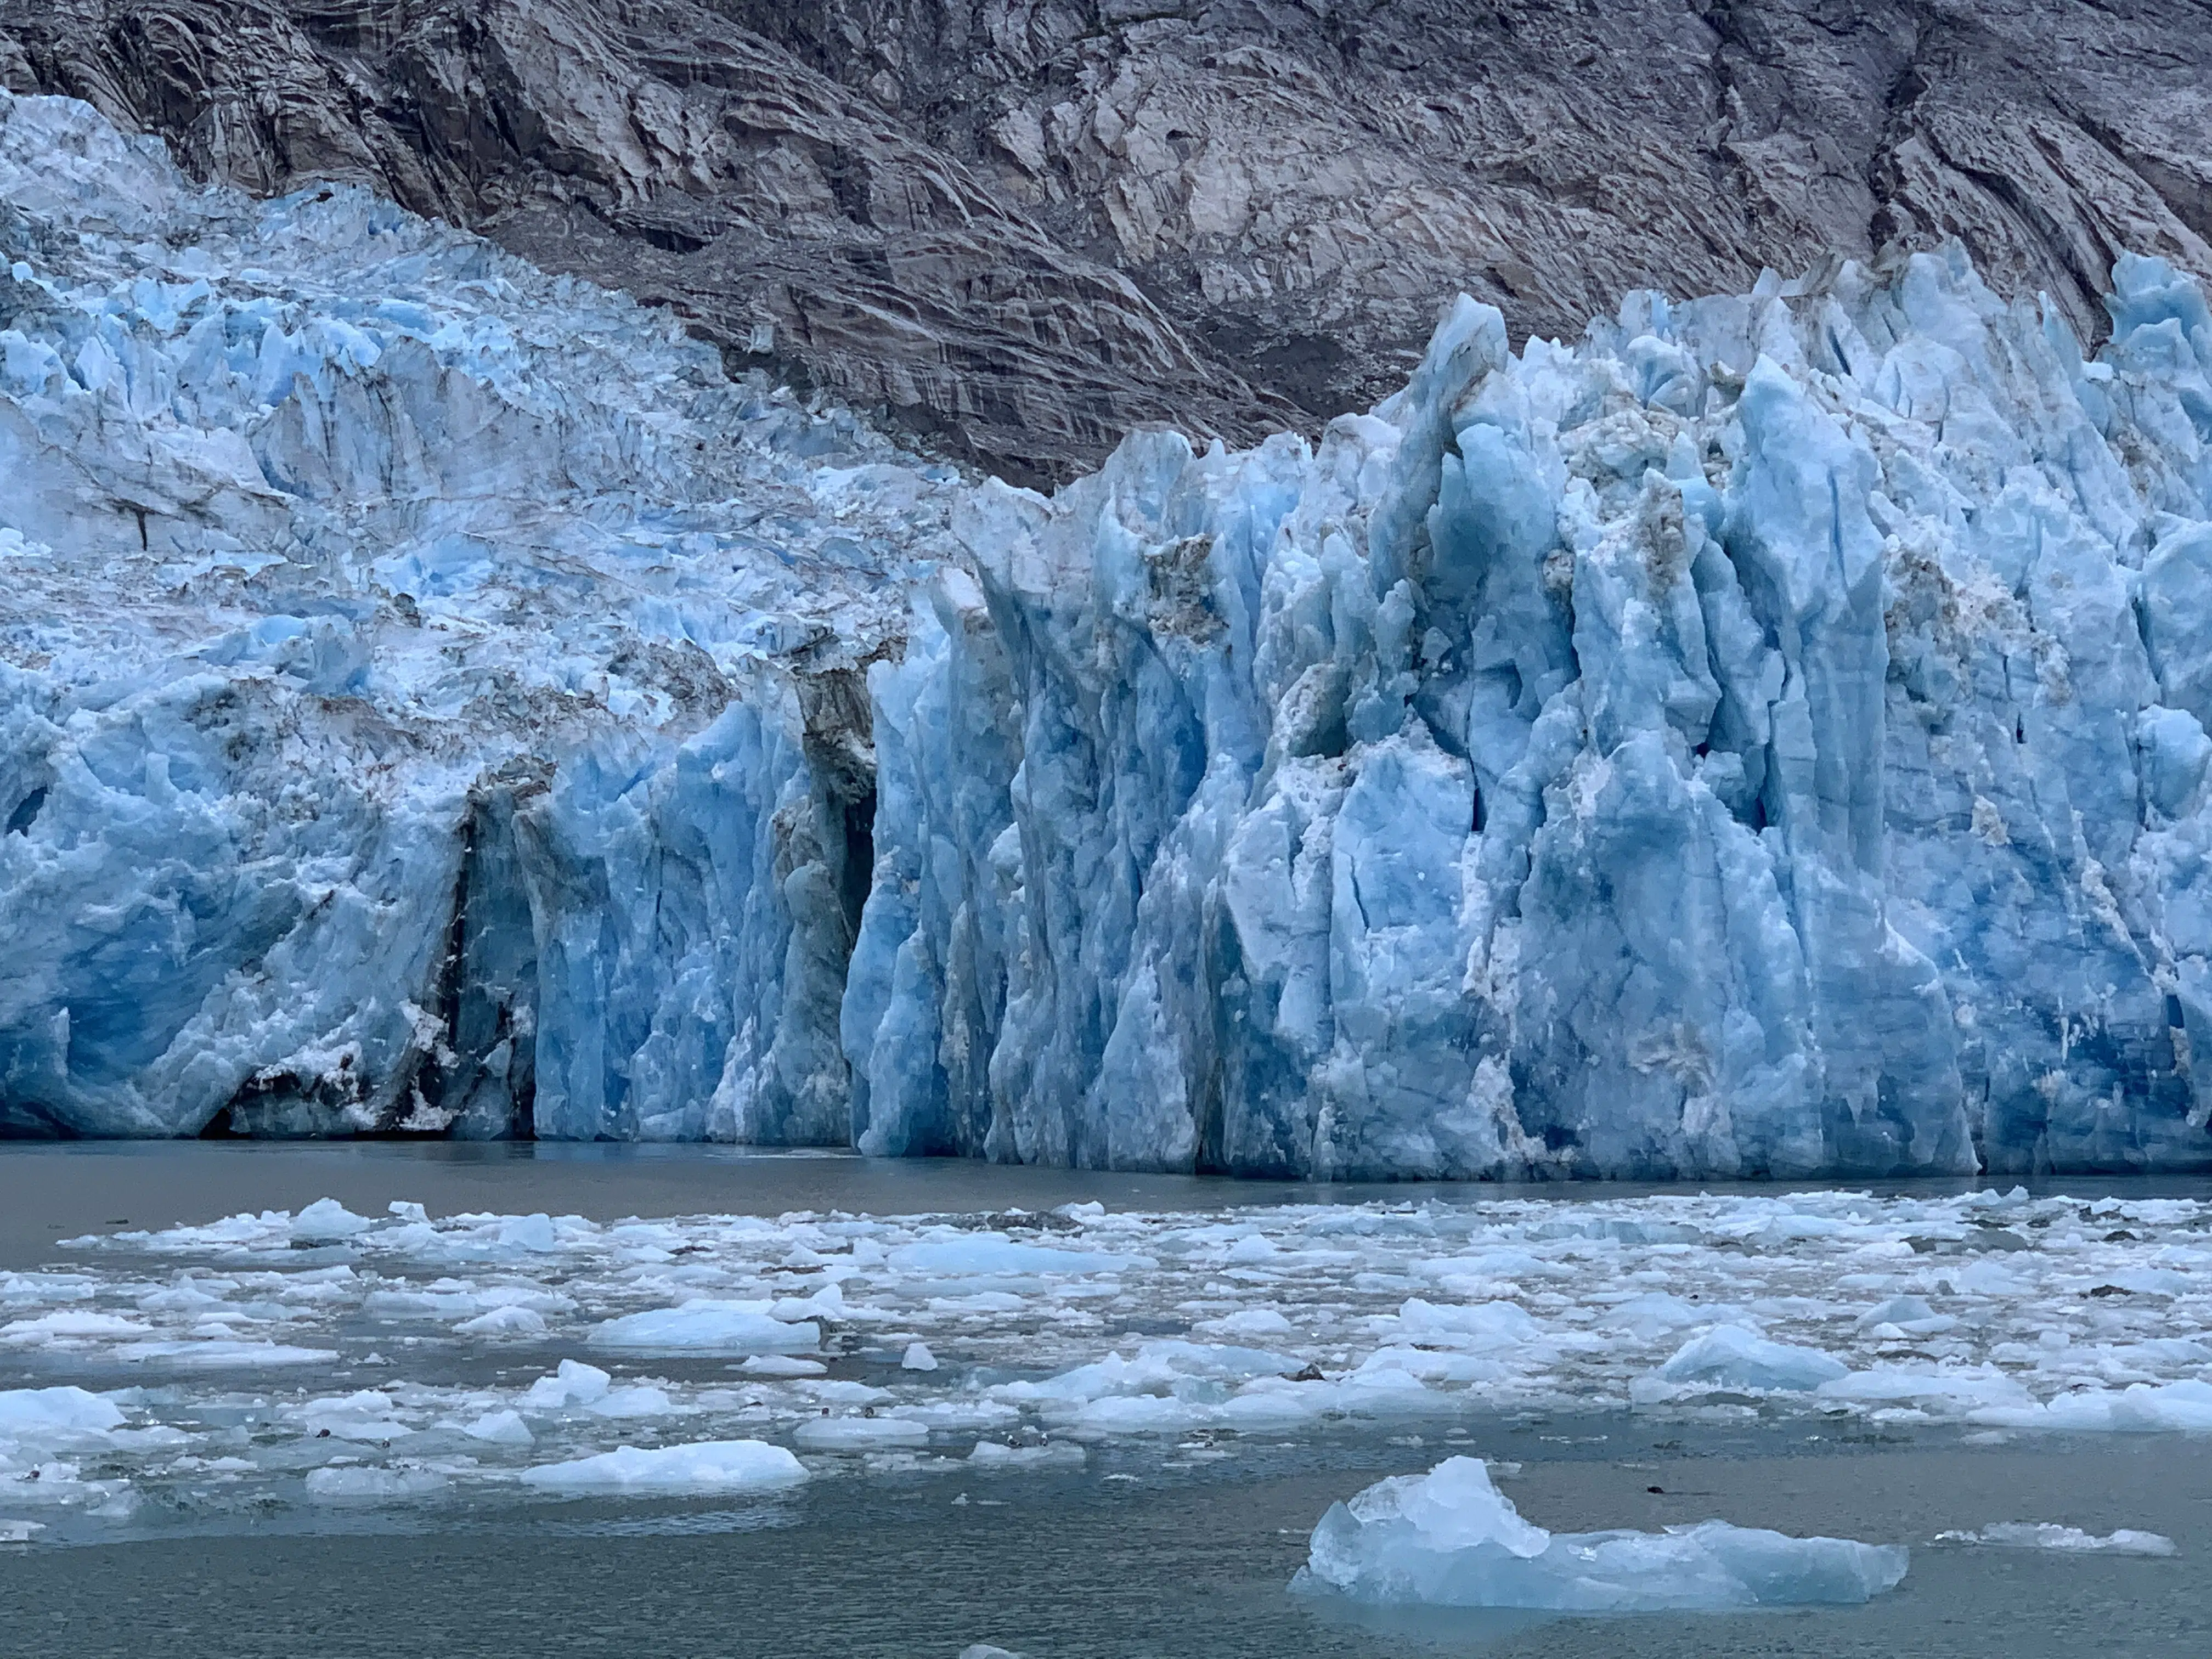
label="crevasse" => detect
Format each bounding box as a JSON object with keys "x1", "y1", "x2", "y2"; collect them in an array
[{"x1": 4, "y1": 92, "x2": 2212, "y2": 1177}]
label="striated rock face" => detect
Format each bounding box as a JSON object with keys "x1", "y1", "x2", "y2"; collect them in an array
[{"x1": 3, "y1": 0, "x2": 2207, "y2": 486}]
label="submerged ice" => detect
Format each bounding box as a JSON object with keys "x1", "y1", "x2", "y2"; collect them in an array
[
  {"x1": 5, "y1": 91, "x2": 2212, "y2": 1174},
  {"x1": 1294, "y1": 1456, "x2": 1908, "y2": 1610}
]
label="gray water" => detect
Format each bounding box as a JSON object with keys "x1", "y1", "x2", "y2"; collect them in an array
[
  {"x1": 2, "y1": 1146, "x2": 2206, "y2": 1658},
  {"x1": 4, "y1": 1421, "x2": 2203, "y2": 1659}
]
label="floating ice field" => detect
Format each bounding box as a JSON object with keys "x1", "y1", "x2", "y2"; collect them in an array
[{"x1": 4, "y1": 1183, "x2": 2212, "y2": 1532}]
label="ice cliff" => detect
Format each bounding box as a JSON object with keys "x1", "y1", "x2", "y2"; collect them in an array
[{"x1": 6, "y1": 91, "x2": 2212, "y2": 1177}]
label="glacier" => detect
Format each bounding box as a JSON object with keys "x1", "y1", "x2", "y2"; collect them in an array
[{"x1": 5, "y1": 89, "x2": 2212, "y2": 1177}]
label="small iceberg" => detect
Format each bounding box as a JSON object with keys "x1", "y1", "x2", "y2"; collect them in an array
[
  {"x1": 1292, "y1": 1457, "x2": 1908, "y2": 1611},
  {"x1": 517, "y1": 1439, "x2": 808, "y2": 1495},
  {"x1": 1936, "y1": 1523, "x2": 2176, "y2": 1556},
  {"x1": 1653, "y1": 1324, "x2": 1848, "y2": 1391}
]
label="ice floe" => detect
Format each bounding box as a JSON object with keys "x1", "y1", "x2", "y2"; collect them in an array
[
  {"x1": 517, "y1": 1439, "x2": 807, "y2": 1496},
  {"x1": 1293, "y1": 1457, "x2": 1908, "y2": 1609},
  {"x1": 1935, "y1": 1521, "x2": 2177, "y2": 1556}
]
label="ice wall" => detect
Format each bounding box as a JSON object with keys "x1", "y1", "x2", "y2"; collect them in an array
[
  {"x1": 848, "y1": 257, "x2": 2212, "y2": 1178},
  {"x1": 7, "y1": 91, "x2": 2212, "y2": 1176},
  {"x1": 0, "y1": 92, "x2": 940, "y2": 1139}
]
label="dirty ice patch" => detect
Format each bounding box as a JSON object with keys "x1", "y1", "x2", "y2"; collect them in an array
[{"x1": 1294, "y1": 1458, "x2": 1909, "y2": 1610}]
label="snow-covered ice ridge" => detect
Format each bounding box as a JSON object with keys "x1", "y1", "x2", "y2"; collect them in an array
[
  {"x1": 8, "y1": 1185, "x2": 2212, "y2": 1528},
  {"x1": 8, "y1": 93, "x2": 2212, "y2": 1175}
]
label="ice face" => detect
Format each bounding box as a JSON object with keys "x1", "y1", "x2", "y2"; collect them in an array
[
  {"x1": 854, "y1": 251, "x2": 2212, "y2": 1178},
  {"x1": 1295, "y1": 1455, "x2": 1909, "y2": 1610},
  {"x1": 0, "y1": 92, "x2": 940, "y2": 1143},
  {"x1": 7, "y1": 89, "x2": 2212, "y2": 1173}
]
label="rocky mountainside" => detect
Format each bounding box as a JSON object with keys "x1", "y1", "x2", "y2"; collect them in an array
[{"x1": 4, "y1": 0, "x2": 2207, "y2": 485}]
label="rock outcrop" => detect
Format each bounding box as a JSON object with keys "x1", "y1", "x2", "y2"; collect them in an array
[{"x1": 4, "y1": 0, "x2": 2207, "y2": 485}]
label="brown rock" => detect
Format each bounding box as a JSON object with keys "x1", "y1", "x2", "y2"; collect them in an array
[{"x1": 4, "y1": 0, "x2": 2207, "y2": 484}]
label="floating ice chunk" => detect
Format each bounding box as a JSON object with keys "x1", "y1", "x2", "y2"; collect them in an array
[
  {"x1": 1594, "y1": 1293, "x2": 1718, "y2": 1339},
  {"x1": 453, "y1": 1305, "x2": 548, "y2": 1337},
  {"x1": 2039, "y1": 1379, "x2": 2212, "y2": 1432},
  {"x1": 793, "y1": 1416, "x2": 931, "y2": 1451},
  {"x1": 886, "y1": 1237, "x2": 1138, "y2": 1277},
  {"x1": 737, "y1": 1355, "x2": 827, "y2": 1378},
  {"x1": 998, "y1": 1340, "x2": 1300, "y2": 1418},
  {"x1": 1196, "y1": 1308, "x2": 1297, "y2": 1340},
  {"x1": 518, "y1": 1439, "x2": 808, "y2": 1494},
  {"x1": 1294, "y1": 1457, "x2": 1909, "y2": 1610},
  {"x1": 290, "y1": 1199, "x2": 376, "y2": 1246},
  {"x1": 1391, "y1": 1299, "x2": 1541, "y2": 1348},
  {"x1": 1854, "y1": 1296, "x2": 1957, "y2": 1335},
  {"x1": 496, "y1": 1214, "x2": 560, "y2": 1253},
  {"x1": 590, "y1": 1300, "x2": 820, "y2": 1354},
  {"x1": 115, "y1": 1340, "x2": 339, "y2": 1368},
  {"x1": 461, "y1": 1409, "x2": 533, "y2": 1445},
  {"x1": 902, "y1": 1342, "x2": 940, "y2": 1372},
  {"x1": 1815, "y1": 1368, "x2": 2035, "y2": 1414},
  {"x1": 1, "y1": 1311, "x2": 155, "y2": 1345},
  {"x1": 1937, "y1": 1522, "x2": 2177, "y2": 1556},
  {"x1": 590, "y1": 1385, "x2": 676, "y2": 1419},
  {"x1": 0, "y1": 1520, "x2": 44, "y2": 1543},
  {"x1": 294, "y1": 1392, "x2": 409, "y2": 1441},
  {"x1": 303, "y1": 1465, "x2": 450, "y2": 1502},
  {"x1": 0, "y1": 1387, "x2": 124, "y2": 1437},
  {"x1": 1654, "y1": 1325, "x2": 1848, "y2": 1391},
  {"x1": 523, "y1": 1359, "x2": 612, "y2": 1408},
  {"x1": 966, "y1": 1440, "x2": 1085, "y2": 1470},
  {"x1": 1068, "y1": 1395, "x2": 1212, "y2": 1436}
]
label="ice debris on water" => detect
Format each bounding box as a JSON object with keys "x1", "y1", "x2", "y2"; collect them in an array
[
  {"x1": 1934, "y1": 1522, "x2": 2177, "y2": 1556},
  {"x1": 21, "y1": 1183, "x2": 2212, "y2": 1521},
  {"x1": 1294, "y1": 1457, "x2": 1908, "y2": 1610},
  {"x1": 6, "y1": 92, "x2": 2212, "y2": 1175}
]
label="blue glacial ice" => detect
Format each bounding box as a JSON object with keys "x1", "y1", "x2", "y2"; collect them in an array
[
  {"x1": 1293, "y1": 1456, "x2": 1909, "y2": 1610},
  {"x1": 5, "y1": 89, "x2": 2212, "y2": 1177}
]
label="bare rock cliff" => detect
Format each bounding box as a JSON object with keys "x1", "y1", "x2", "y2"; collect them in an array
[{"x1": 5, "y1": 0, "x2": 2208, "y2": 483}]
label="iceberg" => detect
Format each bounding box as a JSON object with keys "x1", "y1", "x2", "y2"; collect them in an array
[
  {"x1": 1649, "y1": 1324, "x2": 1848, "y2": 1391},
  {"x1": 1293, "y1": 1456, "x2": 1909, "y2": 1610},
  {"x1": 516, "y1": 1438, "x2": 807, "y2": 1495},
  {"x1": 588, "y1": 1300, "x2": 819, "y2": 1355},
  {"x1": 7, "y1": 88, "x2": 2212, "y2": 1178}
]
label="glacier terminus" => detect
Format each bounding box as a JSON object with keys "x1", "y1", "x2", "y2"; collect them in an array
[{"x1": 5, "y1": 89, "x2": 2212, "y2": 1180}]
